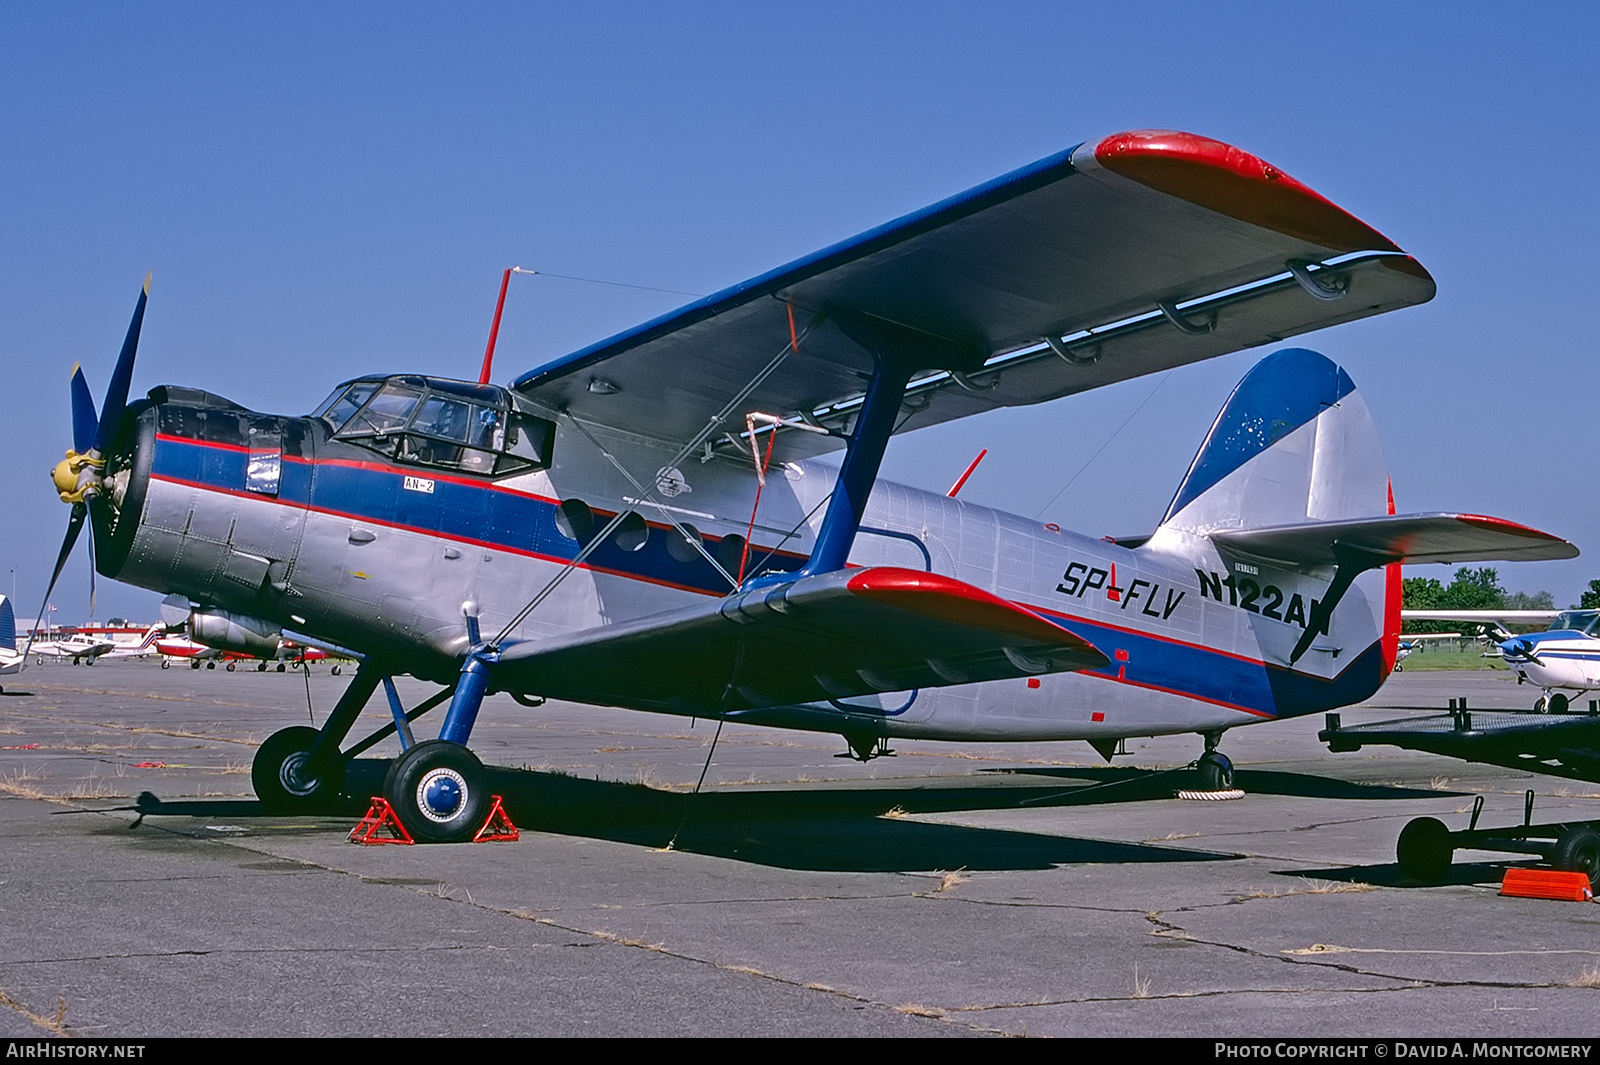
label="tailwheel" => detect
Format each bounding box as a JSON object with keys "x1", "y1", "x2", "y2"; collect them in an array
[
  {"x1": 383, "y1": 740, "x2": 488, "y2": 843},
  {"x1": 1196, "y1": 750, "x2": 1235, "y2": 791},
  {"x1": 252, "y1": 725, "x2": 346, "y2": 813}
]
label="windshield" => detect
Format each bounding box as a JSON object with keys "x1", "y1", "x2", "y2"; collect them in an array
[{"x1": 1554, "y1": 610, "x2": 1600, "y2": 635}]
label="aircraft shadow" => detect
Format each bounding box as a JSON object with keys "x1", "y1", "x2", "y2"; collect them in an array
[
  {"x1": 126, "y1": 760, "x2": 1242, "y2": 873},
  {"x1": 990, "y1": 766, "x2": 1451, "y2": 801}
]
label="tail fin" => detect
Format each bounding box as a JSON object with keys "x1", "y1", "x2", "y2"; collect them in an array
[
  {"x1": 0, "y1": 596, "x2": 14, "y2": 650},
  {"x1": 1158, "y1": 347, "x2": 1389, "y2": 534}
]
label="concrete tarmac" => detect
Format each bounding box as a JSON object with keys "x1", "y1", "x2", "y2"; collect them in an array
[{"x1": 2, "y1": 658, "x2": 1598, "y2": 1037}]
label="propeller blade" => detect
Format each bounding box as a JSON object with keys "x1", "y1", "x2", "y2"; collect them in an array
[
  {"x1": 69, "y1": 364, "x2": 98, "y2": 454},
  {"x1": 21, "y1": 505, "x2": 87, "y2": 659},
  {"x1": 92, "y1": 272, "x2": 151, "y2": 455}
]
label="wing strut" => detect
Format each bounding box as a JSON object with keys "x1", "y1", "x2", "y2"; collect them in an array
[{"x1": 767, "y1": 311, "x2": 984, "y2": 584}]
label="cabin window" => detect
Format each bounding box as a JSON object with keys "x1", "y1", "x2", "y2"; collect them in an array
[{"x1": 324, "y1": 376, "x2": 556, "y2": 477}]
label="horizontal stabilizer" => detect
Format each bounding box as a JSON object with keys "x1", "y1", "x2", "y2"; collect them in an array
[
  {"x1": 1211, "y1": 513, "x2": 1578, "y2": 567},
  {"x1": 513, "y1": 131, "x2": 1433, "y2": 464},
  {"x1": 494, "y1": 567, "x2": 1108, "y2": 714}
]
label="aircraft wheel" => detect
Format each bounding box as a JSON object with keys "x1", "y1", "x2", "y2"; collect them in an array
[
  {"x1": 160, "y1": 659, "x2": 170, "y2": 670},
  {"x1": 189, "y1": 659, "x2": 201, "y2": 669},
  {"x1": 225, "y1": 662, "x2": 236, "y2": 672},
  {"x1": 252, "y1": 726, "x2": 345, "y2": 813},
  {"x1": 384, "y1": 740, "x2": 488, "y2": 844},
  {"x1": 331, "y1": 665, "x2": 342, "y2": 676},
  {"x1": 1534, "y1": 696, "x2": 1549, "y2": 713},
  {"x1": 1551, "y1": 825, "x2": 1600, "y2": 890},
  {"x1": 1549, "y1": 693, "x2": 1570, "y2": 714},
  {"x1": 206, "y1": 661, "x2": 215, "y2": 670},
  {"x1": 1397, "y1": 816, "x2": 1454, "y2": 883},
  {"x1": 1196, "y1": 751, "x2": 1234, "y2": 791},
  {"x1": 276, "y1": 663, "x2": 286, "y2": 672},
  {"x1": 257, "y1": 661, "x2": 268, "y2": 672}
]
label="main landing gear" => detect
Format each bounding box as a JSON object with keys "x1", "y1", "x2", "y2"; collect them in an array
[{"x1": 250, "y1": 661, "x2": 492, "y2": 842}]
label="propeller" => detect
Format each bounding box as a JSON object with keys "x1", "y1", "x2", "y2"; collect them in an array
[
  {"x1": 1500, "y1": 637, "x2": 1542, "y2": 665},
  {"x1": 29, "y1": 274, "x2": 151, "y2": 658}
]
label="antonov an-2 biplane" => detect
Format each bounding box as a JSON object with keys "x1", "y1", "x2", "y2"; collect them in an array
[{"x1": 44, "y1": 130, "x2": 1577, "y2": 841}]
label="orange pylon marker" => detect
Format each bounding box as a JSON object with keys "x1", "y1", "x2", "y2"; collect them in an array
[
  {"x1": 472, "y1": 795, "x2": 519, "y2": 843},
  {"x1": 348, "y1": 797, "x2": 415, "y2": 845}
]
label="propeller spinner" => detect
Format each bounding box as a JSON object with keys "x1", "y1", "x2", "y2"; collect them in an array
[{"x1": 32, "y1": 274, "x2": 151, "y2": 653}]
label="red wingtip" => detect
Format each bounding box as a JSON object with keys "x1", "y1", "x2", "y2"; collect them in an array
[{"x1": 1093, "y1": 130, "x2": 1402, "y2": 255}]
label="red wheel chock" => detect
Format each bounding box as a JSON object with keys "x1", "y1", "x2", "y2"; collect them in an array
[
  {"x1": 472, "y1": 795, "x2": 519, "y2": 843},
  {"x1": 347, "y1": 795, "x2": 518, "y2": 845},
  {"x1": 1500, "y1": 868, "x2": 1593, "y2": 902},
  {"x1": 349, "y1": 797, "x2": 414, "y2": 845}
]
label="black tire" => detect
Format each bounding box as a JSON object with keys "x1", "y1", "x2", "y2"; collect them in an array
[
  {"x1": 331, "y1": 665, "x2": 342, "y2": 676},
  {"x1": 383, "y1": 740, "x2": 489, "y2": 843},
  {"x1": 1549, "y1": 693, "x2": 1570, "y2": 714},
  {"x1": 205, "y1": 661, "x2": 215, "y2": 670},
  {"x1": 1397, "y1": 816, "x2": 1454, "y2": 883},
  {"x1": 252, "y1": 726, "x2": 345, "y2": 813},
  {"x1": 257, "y1": 661, "x2": 268, "y2": 672},
  {"x1": 1551, "y1": 825, "x2": 1600, "y2": 889},
  {"x1": 1196, "y1": 751, "x2": 1235, "y2": 791},
  {"x1": 160, "y1": 659, "x2": 170, "y2": 670},
  {"x1": 189, "y1": 659, "x2": 200, "y2": 669},
  {"x1": 276, "y1": 663, "x2": 286, "y2": 672},
  {"x1": 1534, "y1": 696, "x2": 1549, "y2": 713},
  {"x1": 225, "y1": 662, "x2": 236, "y2": 672}
]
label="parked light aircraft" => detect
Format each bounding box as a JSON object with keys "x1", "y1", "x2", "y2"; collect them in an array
[
  {"x1": 28, "y1": 630, "x2": 117, "y2": 665},
  {"x1": 41, "y1": 130, "x2": 1578, "y2": 841},
  {"x1": 1402, "y1": 608, "x2": 1598, "y2": 711}
]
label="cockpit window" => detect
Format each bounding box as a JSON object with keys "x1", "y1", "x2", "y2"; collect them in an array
[
  {"x1": 324, "y1": 375, "x2": 554, "y2": 477},
  {"x1": 312, "y1": 381, "x2": 381, "y2": 432}
]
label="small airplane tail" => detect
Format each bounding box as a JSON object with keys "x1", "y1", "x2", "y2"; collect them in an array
[
  {"x1": 0, "y1": 595, "x2": 15, "y2": 651},
  {"x1": 1153, "y1": 347, "x2": 1402, "y2": 677}
]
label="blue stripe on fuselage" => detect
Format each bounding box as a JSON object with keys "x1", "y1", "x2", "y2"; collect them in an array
[{"x1": 149, "y1": 435, "x2": 799, "y2": 595}]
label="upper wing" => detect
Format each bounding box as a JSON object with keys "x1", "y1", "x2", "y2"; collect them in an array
[
  {"x1": 492, "y1": 567, "x2": 1108, "y2": 714},
  {"x1": 512, "y1": 130, "x2": 1435, "y2": 463},
  {"x1": 1209, "y1": 514, "x2": 1579, "y2": 567}
]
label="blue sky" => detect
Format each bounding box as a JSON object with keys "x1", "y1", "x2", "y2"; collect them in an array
[{"x1": 3, "y1": 2, "x2": 1596, "y2": 621}]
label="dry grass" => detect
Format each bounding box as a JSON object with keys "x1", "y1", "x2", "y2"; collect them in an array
[
  {"x1": 0, "y1": 767, "x2": 50, "y2": 800},
  {"x1": 1133, "y1": 965, "x2": 1153, "y2": 998},
  {"x1": 933, "y1": 870, "x2": 968, "y2": 894},
  {"x1": 1429, "y1": 776, "x2": 1456, "y2": 791},
  {"x1": 882, "y1": 805, "x2": 909, "y2": 819},
  {"x1": 1236, "y1": 879, "x2": 1378, "y2": 901},
  {"x1": 0, "y1": 990, "x2": 69, "y2": 1036},
  {"x1": 1145, "y1": 831, "x2": 1200, "y2": 842},
  {"x1": 893, "y1": 1003, "x2": 947, "y2": 1018},
  {"x1": 1572, "y1": 966, "x2": 1600, "y2": 989}
]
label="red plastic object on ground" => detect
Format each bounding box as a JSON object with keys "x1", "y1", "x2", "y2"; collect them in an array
[
  {"x1": 471, "y1": 795, "x2": 519, "y2": 843},
  {"x1": 1500, "y1": 868, "x2": 1593, "y2": 902},
  {"x1": 348, "y1": 797, "x2": 415, "y2": 845}
]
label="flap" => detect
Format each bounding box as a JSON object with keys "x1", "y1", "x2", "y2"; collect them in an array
[{"x1": 493, "y1": 567, "x2": 1108, "y2": 714}]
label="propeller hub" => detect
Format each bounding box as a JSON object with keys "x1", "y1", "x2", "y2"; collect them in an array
[{"x1": 51, "y1": 450, "x2": 102, "y2": 505}]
